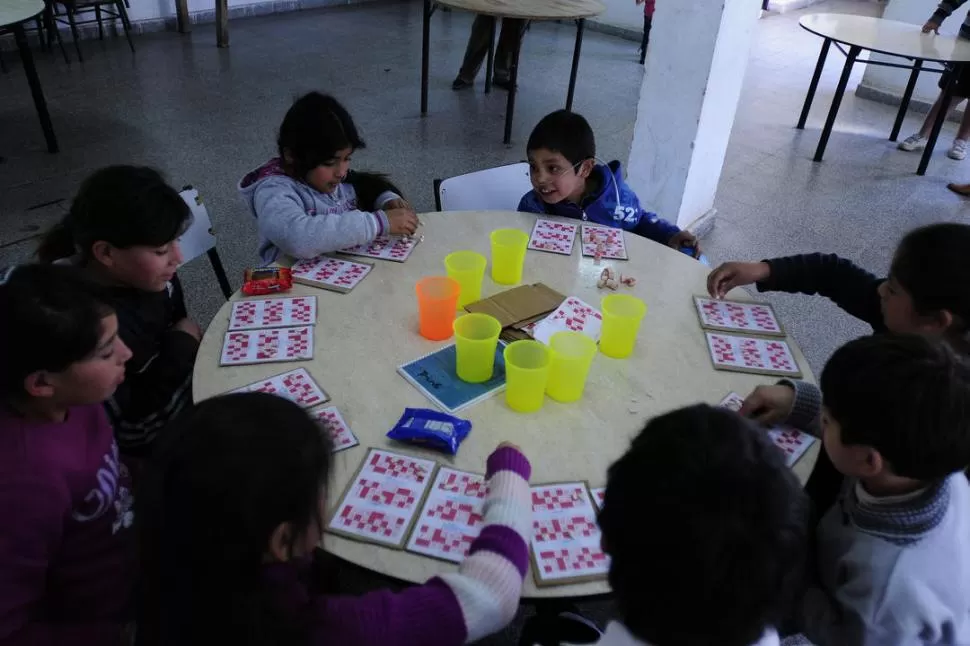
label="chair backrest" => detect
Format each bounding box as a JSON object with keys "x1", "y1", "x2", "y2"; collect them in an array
[
  {"x1": 435, "y1": 162, "x2": 532, "y2": 212},
  {"x1": 177, "y1": 187, "x2": 217, "y2": 264}
]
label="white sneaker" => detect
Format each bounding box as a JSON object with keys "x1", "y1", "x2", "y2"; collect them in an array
[
  {"x1": 898, "y1": 134, "x2": 926, "y2": 152},
  {"x1": 950, "y1": 139, "x2": 968, "y2": 160}
]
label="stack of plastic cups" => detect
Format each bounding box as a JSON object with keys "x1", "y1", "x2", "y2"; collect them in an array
[
  {"x1": 453, "y1": 313, "x2": 502, "y2": 383},
  {"x1": 599, "y1": 294, "x2": 647, "y2": 358},
  {"x1": 490, "y1": 229, "x2": 529, "y2": 285},
  {"x1": 444, "y1": 251, "x2": 487, "y2": 308},
  {"x1": 416, "y1": 277, "x2": 461, "y2": 341},
  {"x1": 504, "y1": 340, "x2": 551, "y2": 412},
  {"x1": 546, "y1": 331, "x2": 597, "y2": 402}
]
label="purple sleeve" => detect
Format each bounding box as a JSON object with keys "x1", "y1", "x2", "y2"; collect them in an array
[{"x1": 486, "y1": 446, "x2": 531, "y2": 480}]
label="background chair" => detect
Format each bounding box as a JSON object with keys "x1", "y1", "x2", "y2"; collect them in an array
[
  {"x1": 52, "y1": 0, "x2": 134, "y2": 62},
  {"x1": 178, "y1": 186, "x2": 233, "y2": 299},
  {"x1": 433, "y1": 162, "x2": 532, "y2": 212}
]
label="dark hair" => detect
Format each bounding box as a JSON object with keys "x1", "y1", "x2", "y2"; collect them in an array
[
  {"x1": 598, "y1": 405, "x2": 808, "y2": 646},
  {"x1": 138, "y1": 393, "x2": 333, "y2": 646},
  {"x1": 0, "y1": 264, "x2": 113, "y2": 398},
  {"x1": 820, "y1": 334, "x2": 970, "y2": 480},
  {"x1": 526, "y1": 110, "x2": 596, "y2": 165},
  {"x1": 278, "y1": 92, "x2": 366, "y2": 179},
  {"x1": 37, "y1": 165, "x2": 191, "y2": 263}
]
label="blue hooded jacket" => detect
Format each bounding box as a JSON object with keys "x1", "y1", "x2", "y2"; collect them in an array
[{"x1": 517, "y1": 161, "x2": 681, "y2": 245}]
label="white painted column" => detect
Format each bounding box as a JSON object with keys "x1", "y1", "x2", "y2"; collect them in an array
[{"x1": 625, "y1": 0, "x2": 761, "y2": 229}]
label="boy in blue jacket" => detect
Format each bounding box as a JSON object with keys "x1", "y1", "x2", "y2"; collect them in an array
[{"x1": 518, "y1": 110, "x2": 701, "y2": 257}]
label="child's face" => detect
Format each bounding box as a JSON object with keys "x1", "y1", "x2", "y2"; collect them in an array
[
  {"x1": 96, "y1": 240, "x2": 183, "y2": 292},
  {"x1": 528, "y1": 148, "x2": 592, "y2": 205},
  {"x1": 46, "y1": 314, "x2": 132, "y2": 406},
  {"x1": 821, "y1": 406, "x2": 879, "y2": 479},
  {"x1": 306, "y1": 147, "x2": 353, "y2": 195},
  {"x1": 878, "y1": 275, "x2": 950, "y2": 336}
]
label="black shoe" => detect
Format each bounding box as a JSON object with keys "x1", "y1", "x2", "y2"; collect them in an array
[
  {"x1": 451, "y1": 77, "x2": 473, "y2": 91},
  {"x1": 492, "y1": 77, "x2": 515, "y2": 91}
]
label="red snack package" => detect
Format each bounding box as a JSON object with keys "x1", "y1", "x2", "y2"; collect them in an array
[{"x1": 241, "y1": 267, "x2": 293, "y2": 296}]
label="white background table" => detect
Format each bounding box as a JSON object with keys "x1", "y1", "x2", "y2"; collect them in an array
[
  {"x1": 0, "y1": 0, "x2": 58, "y2": 152},
  {"x1": 193, "y1": 210, "x2": 818, "y2": 599},
  {"x1": 798, "y1": 13, "x2": 970, "y2": 175}
]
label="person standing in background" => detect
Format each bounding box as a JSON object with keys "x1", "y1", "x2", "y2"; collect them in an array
[
  {"x1": 636, "y1": 0, "x2": 654, "y2": 64},
  {"x1": 452, "y1": 17, "x2": 526, "y2": 91}
]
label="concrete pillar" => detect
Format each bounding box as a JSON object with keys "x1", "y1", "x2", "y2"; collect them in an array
[{"x1": 625, "y1": 0, "x2": 761, "y2": 230}]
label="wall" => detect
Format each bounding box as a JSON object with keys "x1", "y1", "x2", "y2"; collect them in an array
[{"x1": 589, "y1": 0, "x2": 644, "y2": 34}]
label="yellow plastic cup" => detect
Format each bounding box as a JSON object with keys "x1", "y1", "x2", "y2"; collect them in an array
[
  {"x1": 599, "y1": 295, "x2": 647, "y2": 359},
  {"x1": 546, "y1": 331, "x2": 598, "y2": 402},
  {"x1": 453, "y1": 313, "x2": 502, "y2": 383},
  {"x1": 490, "y1": 229, "x2": 529, "y2": 285},
  {"x1": 444, "y1": 251, "x2": 487, "y2": 308},
  {"x1": 504, "y1": 340, "x2": 551, "y2": 413},
  {"x1": 416, "y1": 276, "x2": 461, "y2": 341}
]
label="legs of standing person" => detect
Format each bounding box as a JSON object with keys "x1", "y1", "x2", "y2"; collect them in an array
[
  {"x1": 900, "y1": 64, "x2": 970, "y2": 158},
  {"x1": 493, "y1": 18, "x2": 526, "y2": 89},
  {"x1": 453, "y1": 15, "x2": 496, "y2": 89},
  {"x1": 639, "y1": 16, "x2": 651, "y2": 64}
]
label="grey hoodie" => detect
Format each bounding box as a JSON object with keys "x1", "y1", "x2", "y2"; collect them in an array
[{"x1": 238, "y1": 157, "x2": 400, "y2": 264}]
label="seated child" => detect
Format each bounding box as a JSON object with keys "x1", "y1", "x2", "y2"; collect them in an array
[
  {"x1": 517, "y1": 110, "x2": 700, "y2": 257},
  {"x1": 707, "y1": 222, "x2": 970, "y2": 512},
  {"x1": 0, "y1": 264, "x2": 137, "y2": 645},
  {"x1": 137, "y1": 392, "x2": 531, "y2": 646},
  {"x1": 761, "y1": 335, "x2": 970, "y2": 645},
  {"x1": 239, "y1": 92, "x2": 419, "y2": 264},
  {"x1": 37, "y1": 165, "x2": 200, "y2": 456},
  {"x1": 593, "y1": 404, "x2": 808, "y2": 646}
]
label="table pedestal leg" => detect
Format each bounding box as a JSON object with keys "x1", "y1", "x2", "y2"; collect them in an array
[
  {"x1": 421, "y1": 0, "x2": 433, "y2": 115},
  {"x1": 503, "y1": 22, "x2": 524, "y2": 145},
  {"x1": 485, "y1": 17, "x2": 496, "y2": 94},
  {"x1": 920, "y1": 66, "x2": 956, "y2": 176},
  {"x1": 797, "y1": 38, "x2": 831, "y2": 130},
  {"x1": 216, "y1": 0, "x2": 228, "y2": 47},
  {"x1": 13, "y1": 23, "x2": 58, "y2": 153},
  {"x1": 565, "y1": 18, "x2": 586, "y2": 110},
  {"x1": 890, "y1": 59, "x2": 921, "y2": 142},
  {"x1": 813, "y1": 44, "x2": 859, "y2": 162}
]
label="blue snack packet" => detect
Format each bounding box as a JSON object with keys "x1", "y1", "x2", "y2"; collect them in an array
[{"x1": 387, "y1": 408, "x2": 472, "y2": 455}]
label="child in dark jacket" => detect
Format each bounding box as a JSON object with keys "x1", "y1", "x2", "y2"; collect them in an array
[
  {"x1": 707, "y1": 222, "x2": 970, "y2": 515},
  {"x1": 636, "y1": 0, "x2": 655, "y2": 64},
  {"x1": 37, "y1": 166, "x2": 199, "y2": 457},
  {"x1": 518, "y1": 110, "x2": 701, "y2": 258}
]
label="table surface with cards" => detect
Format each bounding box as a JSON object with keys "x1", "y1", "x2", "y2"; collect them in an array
[{"x1": 192, "y1": 210, "x2": 819, "y2": 600}]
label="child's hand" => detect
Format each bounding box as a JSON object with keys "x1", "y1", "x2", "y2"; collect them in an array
[
  {"x1": 667, "y1": 230, "x2": 701, "y2": 256},
  {"x1": 706, "y1": 261, "x2": 771, "y2": 299},
  {"x1": 383, "y1": 198, "x2": 412, "y2": 212},
  {"x1": 173, "y1": 317, "x2": 203, "y2": 341},
  {"x1": 923, "y1": 20, "x2": 940, "y2": 34},
  {"x1": 739, "y1": 384, "x2": 795, "y2": 425},
  {"x1": 387, "y1": 208, "x2": 419, "y2": 235}
]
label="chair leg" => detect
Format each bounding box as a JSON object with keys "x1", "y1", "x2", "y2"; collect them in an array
[
  {"x1": 50, "y1": 9, "x2": 69, "y2": 64},
  {"x1": 95, "y1": 4, "x2": 104, "y2": 39},
  {"x1": 207, "y1": 249, "x2": 234, "y2": 299},
  {"x1": 66, "y1": 7, "x2": 83, "y2": 62},
  {"x1": 115, "y1": 0, "x2": 134, "y2": 53},
  {"x1": 0, "y1": 49, "x2": 6, "y2": 74},
  {"x1": 34, "y1": 16, "x2": 49, "y2": 50}
]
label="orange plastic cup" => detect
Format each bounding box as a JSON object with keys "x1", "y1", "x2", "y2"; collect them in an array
[{"x1": 416, "y1": 276, "x2": 461, "y2": 340}]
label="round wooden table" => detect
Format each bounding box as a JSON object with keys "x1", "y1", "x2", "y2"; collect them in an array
[
  {"x1": 420, "y1": 0, "x2": 605, "y2": 144},
  {"x1": 193, "y1": 210, "x2": 819, "y2": 599}
]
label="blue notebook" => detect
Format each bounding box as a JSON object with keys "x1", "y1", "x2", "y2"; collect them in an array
[{"x1": 398, "y1": 343, "x2": 506, "y2": 413}]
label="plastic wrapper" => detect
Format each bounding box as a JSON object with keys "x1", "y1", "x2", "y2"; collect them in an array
[{"x1": 387, "y1": 408, "x2": 472, "y2": 455}]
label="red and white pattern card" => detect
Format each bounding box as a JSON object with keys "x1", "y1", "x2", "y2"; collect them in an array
[
  {"x1": 340, "y1": 235, "x2": 418, "y2": 263},
  {"x1": 588, "y1": 486, "x2": 605, "y2": 511},
  {"x1": 717, "y1": 391, "x2": 745, "y2": 412},
  {"x1": 581, "y1": 224, "x2": 627, "y2": 260},
  {"x1": 530, "y1": 483, "x2": 609, "y2": 586},
  {"x1": 291, "y1": 256, "x2": 373, "y2": 294},
  {"x1": 230, "y1": 368, "x2": 328, "y2": 408},
  {"x1": 309, "y1": 406, "x2": 359, "y2": 453},
  {"x1": 705, "y1": 332, "x2": 801, "y2": 378},
  {"x1": 768, "y1": 427, "x2": 815, "y2": 467},
  {"x1": 528, "y1": 219, "x2": 578, "y2": 255},
  {"x1": 532, "y1": 297, "x2": 602, "y2": 344},
  {"x1": 328, "y1": 448, "x2": 437, "y2": 548},
  {"x1": 220, "y1": 326, "x2": 313, "y2": 366},
  {"x1": 694, "y1": 297, "x2": 784, "y2": 337},
  {"x1": 228, "y1": 296, "x2": 317, "y2": 330},
  {"x1": 407, "y1": 468, "x2": 488, "y2": 563}
]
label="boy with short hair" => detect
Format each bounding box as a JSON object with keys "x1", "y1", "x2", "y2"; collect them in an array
[
  {"x1": 777, "y1": 335, "x2": 970, "y2": 644},
  {"x1": 593, "y1": 404, "x2": 808, "y2": 646},
  {"x1": 518, "y1": 110, "x2": 701, "y2": 258}
]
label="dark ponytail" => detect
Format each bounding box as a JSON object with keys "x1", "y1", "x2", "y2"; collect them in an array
[{"x1": 37, "y1": 165, "x2": 191, "y2": 264}]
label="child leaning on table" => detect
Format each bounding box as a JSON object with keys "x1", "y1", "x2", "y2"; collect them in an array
[
  {"x1": 0, "y1": 264, "x2": 137, "y2": 646},
  {"x1": 517, "y1": 110, "x2": 701, "y2": 258},
  {"x1": 137, "y1": 392, "x2": 532, "y2": 646},
  {"x1": 746, "y1": 335, "x2": 970, "y2": 645},
  {"x1": 707, "y1": 222, "x2": 970, "y2": 514},
  {"x1": 587, "y1": 404, "x2": 807, "y2": 646},
  {"x1": 37, "y1": 165, "x2": 200, "y2": 458},
  {"x1": 239, "y1": 92, "x2": 419, "y2": 264}
]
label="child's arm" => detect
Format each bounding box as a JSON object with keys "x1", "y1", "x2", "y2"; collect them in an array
[
  {"x1": 0, "y1": 478, "x2": 125, "y2": 645},
  {"x1": 927, "y1": 0, "x2": 968, "y2": 31},
  {"x1": 739, "y1": 380, "x2": 822, "y2": 435},
  {"x1": 308, "y1": 445, "x2": 531, "y2": 645},
  {"x1": 253, "y1": 183, "x2": 390, "y2": 259},
  {"x1": 631, "y1": 209, "x2": 680, "y2": 245}
]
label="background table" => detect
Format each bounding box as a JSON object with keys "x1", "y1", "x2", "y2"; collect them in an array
[
  {"x1": 798, "y1": 14, "x2": 970, "y2": 175},
  {"x1": 1, "y1": 0, "x2": 58, "y2": 152},
  {"x1": 193, "y1": 210, "x2": 819, "y2": 599},
  {"x1": 174, "y1": 0, "x2": 228, "y2": 47},
  {"x1": 421, "y1": 0, "x2": 604, "y2": 144}
]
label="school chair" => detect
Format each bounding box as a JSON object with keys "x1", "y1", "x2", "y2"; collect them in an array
[
  {"x1": 433, "y1": 162, "x2": 531, "y2": 212},
  {"x1": 177, "y1": 186, "x2": 233, "y2": 300},
  {"x1": 50, "y1": 0, "x2": 134, "y2": 62}
]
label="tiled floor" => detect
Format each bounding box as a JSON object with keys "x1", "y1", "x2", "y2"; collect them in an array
[{"x1": 1, "y1": 1, "x2": 966, "y2": 641}]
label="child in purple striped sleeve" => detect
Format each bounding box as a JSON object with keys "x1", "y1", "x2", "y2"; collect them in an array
[{"x1": 137, "y1": 392, "x2": 532, "y2": 646}]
